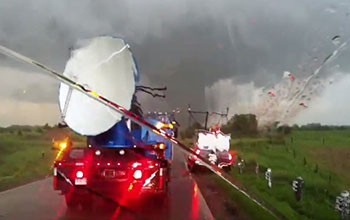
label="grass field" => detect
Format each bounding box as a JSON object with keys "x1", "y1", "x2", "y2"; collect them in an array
[
  {"x1": 0, "y1": 126, "x2": 85, "y2": 191},
  {"x1": 225, "y1": 129, "x2": 350, "y2": 220}
]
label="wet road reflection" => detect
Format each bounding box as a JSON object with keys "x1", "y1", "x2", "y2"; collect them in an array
[{"x1": 0, "y1": 149, "x2": 214, "y2": 220}]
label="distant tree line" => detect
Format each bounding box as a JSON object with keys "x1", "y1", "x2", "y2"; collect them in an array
[
  {"x1": 0, "y1": 124, "x2": 52, "y2": 133},
  {"x1": 221, "y1": 114, "x2": 258, "y2": 137},
  {"x1": 180, "y1": 114, "x2": 350, "y2": 139},
  {"x1": 293, "y1": 123, "x2": 350, "y2": 130}
]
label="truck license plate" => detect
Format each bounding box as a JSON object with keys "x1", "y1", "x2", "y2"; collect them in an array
[
  {"x1": 103, "y1": 169, "x2": 126, "y2": 178},
  {"x1": 103, "y1": 169, "x2": 115, "y2": 178},
  {"x1": 115, "y1": 170, "x2": 126, "y2": 176},
  {"x1": 75, "y1": 178, "x2": 87, "y2": 185}
]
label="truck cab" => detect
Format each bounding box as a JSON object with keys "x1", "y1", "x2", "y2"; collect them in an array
[{"x1": 187, "y1": 129, "x2": 235, "y2": 172}]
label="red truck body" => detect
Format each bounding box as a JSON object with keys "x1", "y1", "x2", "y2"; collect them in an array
[{"x1": 53, "y1": 146, "x2": 169, "y2": 209}]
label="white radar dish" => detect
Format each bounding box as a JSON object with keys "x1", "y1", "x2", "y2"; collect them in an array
[{"x1": 59, "y1": 36, "x2": 137, "y2": 136}]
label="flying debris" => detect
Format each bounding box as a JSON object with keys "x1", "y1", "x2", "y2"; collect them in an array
[
  {"x1": 267, "y1": 91, "x2": 276, "y2": 97},
  {"x1": 284, "y1": 71, "x2": 295, "y2": 80},
  {"x1": 289, "y1": 73, "x2": 295, "y2": 81},
  {"x1": 299, "y1": 103, "x2": 308, "y2": 108},
  {"x1": 226, "y1": 39, "x2": 348, "y2": 127},
  {"x1": 332, "y1": 35, "x2": 341, "y2": 46}
]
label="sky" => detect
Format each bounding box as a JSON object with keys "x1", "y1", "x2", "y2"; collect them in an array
[{"x1": 1, "y1": 0, "x2": 350, "y2": 127}]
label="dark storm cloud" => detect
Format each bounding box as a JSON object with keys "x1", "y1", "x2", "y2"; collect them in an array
[{"x1": 1, "y1": 0, "x2": 350, "y2": 124}]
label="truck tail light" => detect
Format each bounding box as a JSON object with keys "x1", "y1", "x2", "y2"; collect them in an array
[
  {"x1": 195, "y1": 149, "x2": 200, "y2": 155},
  {"x1": 228, "y1": 153, "x2": 232, "y2": 161},
  {"x1": 133, "y1": 170, "x2": 142, "y2": 179},
  {"x1": 76, "y1": 170, "x2": 84, "y2": 179}
]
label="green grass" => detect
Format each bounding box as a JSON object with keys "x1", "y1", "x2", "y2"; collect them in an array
[
  {"x1": 212, "y1": 174, "x2": 280, "y2": 220},
  {"x1": 0, "y1": 127, "x2": 85, "y2": 191},
  {"x1": 225, "y1": 129, "x2": 350, "y2": 220}
]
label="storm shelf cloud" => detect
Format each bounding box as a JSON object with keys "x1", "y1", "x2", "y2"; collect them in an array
[{"x1": 1, "y1": 0, "x2": 350, "y2": 126}]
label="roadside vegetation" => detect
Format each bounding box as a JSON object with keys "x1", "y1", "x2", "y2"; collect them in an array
[
  {"x1": 228, "y1": 129, "x2": 350, "y2": 220},
  {"x1": 183, "y1": 114, "x2": 350, "y2": 219},
  {"x1": 0, "y1": 125, "x2": 85, "y2": 191}
]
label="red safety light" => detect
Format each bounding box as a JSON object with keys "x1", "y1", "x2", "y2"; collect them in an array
[
  {"x1": 133, "y1": 170, "x2": 142, "y2": 179},
  {"x1": 155, "y1": 163, "x2": 159, "y2": 167},
  {"x1": 76, "y1": 170, "x2": 84, "y2": 179},
  {"x1": 107, "y1": 162, "x2": 111, "y2": 166},
  {"x1": 195, "y1": 149, "x2": 200, "y2": 155},
  {"x1": 228, "y1": 154, "x2": 232, "y2": 161},
  {"x1": 117, "y1": 162, "x2": 121, "y2": 166},
  {"x1": 58, "y1": 162, "x2": 62, "y2": 166},
  {"x1": 96, "y1": 162, "x2": 100, "y2": 166}
]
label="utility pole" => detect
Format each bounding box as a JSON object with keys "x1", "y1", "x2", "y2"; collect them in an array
[
  {"x1": 204, "y1": 111, "x2": 209, "y2": 130},
  {"x1": 211, "y1": 107, "x2": 229, "y2": 121},
  {"x1": 187, "y1": 105, "x2": 229, "y2": 130},
  {"x1": 187, "y1": 104, "x2": 209, "y2": 130}
]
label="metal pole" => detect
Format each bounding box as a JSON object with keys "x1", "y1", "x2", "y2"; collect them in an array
[{"x1": 205, "y1": 111, "x2": 209, "y2": 130}]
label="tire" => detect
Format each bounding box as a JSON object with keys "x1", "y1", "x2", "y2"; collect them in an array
[
  {"x1": 65, "y1": 193, "x2": 79, "y2": 210},
  {"x1": 65, "y1": 193, "x2": 92, "y2": 211},
  {"x1": 81, "y1": 194, "x2": 93, "y2": 212},
  {"x1": 151, "y1": 191, "x2": 169, "y2": 210},
  {"x1": 223, "y1": 165, "x2": 232, "y2": 172},
  {"x1": 187, "y1": 163, "x2": 196, "y2": 173}
]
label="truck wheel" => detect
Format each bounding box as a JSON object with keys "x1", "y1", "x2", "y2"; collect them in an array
[
  {"x1": 65, "y1": 194, "x2": 78, "y2": 210},
  {"x1": 65, "y1": 193, "x2": 92, "y2": 211},
  {"x1": 187, "y1": 163, "x2": 196, "y2": 173},
  {"x1": 223, "y1": 166, "x2": 231, "y2": 172},
  {"x1": 81, "y1": 194, "x2": 93, "y2": 211},
  {"x1": 152, "y1": 192, "x2": 169, "y2": 210}
]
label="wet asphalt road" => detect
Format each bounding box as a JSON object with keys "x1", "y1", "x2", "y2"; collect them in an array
[{"x1": 0, "y1": 149, "x2": 214, "y2": 220}]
